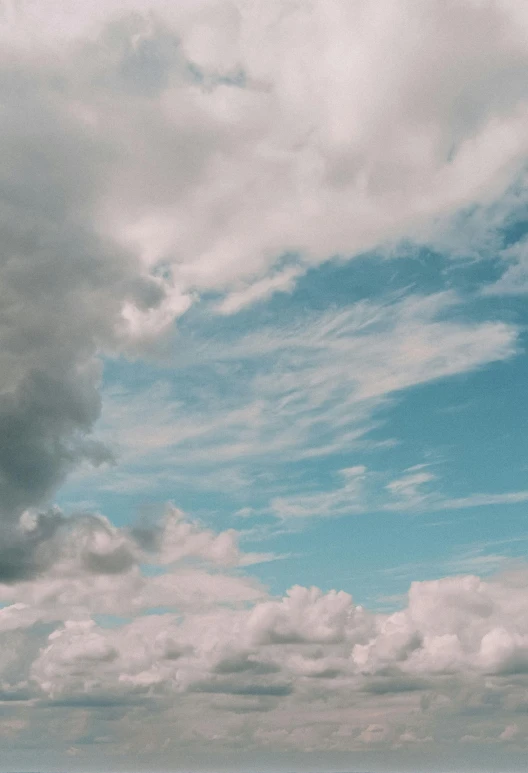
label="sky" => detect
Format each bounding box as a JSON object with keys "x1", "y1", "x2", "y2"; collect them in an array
[{"x1": 0, "y1": 0, "x2": 528, "y2": 771}]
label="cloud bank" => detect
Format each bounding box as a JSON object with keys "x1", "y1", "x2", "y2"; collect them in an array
[{"x1": 0, "y1": 510, "x2": 527, "y2": 766}]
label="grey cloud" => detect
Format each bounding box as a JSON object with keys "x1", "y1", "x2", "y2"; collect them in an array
[
  {"x1": 0, "y1": 27, "x2": 184, "y2": 582},
  {"x1": 82, "y1": 546, "x2": 136, "y2": 576},
  {"x1": 0, "y1": 370, "x2": 109, "y2": 518},
  {"x1": 96, "y1": 17, "x2": 182, "y2": 97},
  {"x1": 38, "y1": 694, "x2": 153, "y2": 709},
  {"x1": 213, "y1": 653, "x2": 281, "y2": 675},
  {"x1": 192, "y1": 680, "x2": 293, "y2": 697},
  {"x1": 0, "y1": 510, "x2": 65, "y2": 583},
  {"x1": 304, "y1": 667, "x2": 342, "y2": 679},
  {"x1": 489, "y1": 655, "x2": 528, "y2": 677},
  {"x1": 80, "y1": 521, "x2": 138, "y2": 576},
  {"x1": 0, "y1": 511, "x2": 139, "y2": 585},
  {"x1": 69, "y1": 513, "x2": 141, "y2": 577},
  {"x1": 220, "y1": 704, "x2": 275, "y2": 713},
  {"x1": 72, "y1": 733, "x2": 114, "y2": 746},
  {"x1": 160, "y1": 639, "x2": 192, "y2": 660},
  {"x1": 0, "y1": 687, "x2": 32, "y2": 702},
  {"x1": 258, "y1": 630, "x2": 312, "y2": 646},
  {"x1": 362, "y1": 675, "x2": 431, "y2": 695},
  {"x1": 129, "y1": 525, "x2": 161, "y2": 553}
]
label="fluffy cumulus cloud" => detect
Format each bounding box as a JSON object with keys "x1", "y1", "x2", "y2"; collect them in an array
[
  {"x1": 1, "y1": 528, "x2": 528, "y2": 764},
  {"x1": 2, "y1": 0, "x2": 528, "y2": 296},
  {"x1": 0, "y1": 0, "x2": 528, "y2": 770}
]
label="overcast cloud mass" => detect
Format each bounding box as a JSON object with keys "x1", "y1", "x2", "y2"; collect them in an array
[{"x1": 0, "y1": 1, "x2": 528, "y2": 771}]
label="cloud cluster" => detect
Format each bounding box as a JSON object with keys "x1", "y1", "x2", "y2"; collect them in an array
[
  {"x1": 11, "y1": 0, "x2": 527, "y2": 287},
  {"x1": 3, "y1": 0, "x2": 528, "y2": 302},
  {"x1": 0, "y1": 506, "x2": 266, "y2": 615},
  {"x1": 1, "y1": 513, "x2": 527, "y2": 758}
]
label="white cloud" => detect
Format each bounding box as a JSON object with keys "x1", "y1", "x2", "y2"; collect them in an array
[
  {"x1": 1, "y1": 539, "x2": 528, "y2": 760},
  {"x1": 65, "y1": 291, "x2": 518, "y2": 507},
  {"x1": 441, "y1": 491, "x2": 528, "y2": 509},
  {"x1": 483, "y1": 236, "x2": 528, "y2": 294},
  {"x1": 268, "y1": 463, "x2": 528, "y2": 519},
  {"x1": 2, "y1": 0, "x2": 526, "y2": 309},
  {"x1": 99, "y1": 0, "x2": 528, "y2": 298},
  {"x1": 271, "y1": 466, "x2": 368, "y2": 519},
  {"x1": 500, "y1": 723, "x2": 519, "y2": 741},
  {"x1": 216, "y1": 266, "x2": 304, "y2": 315}
]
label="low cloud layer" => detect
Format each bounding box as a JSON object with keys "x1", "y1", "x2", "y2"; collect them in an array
[{"x1": 0, "y1": 509, "x2": 527, "y2": 763}]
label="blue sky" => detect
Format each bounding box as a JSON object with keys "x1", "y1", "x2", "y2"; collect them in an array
[
  {"x1": 1, "y1": 1, "x2": 528, "y2": 771},
  {"x1": 57, "y1": 227, "x2": 528, "y2": 608}
]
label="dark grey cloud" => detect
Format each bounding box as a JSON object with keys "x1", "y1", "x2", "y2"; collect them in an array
[
  {"x1": 362, "y1": 675, "x2": 431, "y2": 695},
  {"x1": 0, "y1": 509, "x2": 65, "y2": 583},
  {"x1": 0, "y1": 508, "x2": 139, "y2": 584},
  {"x1": 82, "y1": 542, "x2": 136, "y2": 576},
  {"x1": 0, "y1": 371, "x2": 110, "y2": 518},
  {"x1": 129, "y1": 523, "x2": 163, "y2": 553},
  {"x1": 0, "y1": 24, "x2": 181, "y2": 582},
  {"x1": 0, "y1": 687, "x2": 32, "y2": 702},
  {"x1": 213, "y1": 653, "x2": 280, "y2": 675}
]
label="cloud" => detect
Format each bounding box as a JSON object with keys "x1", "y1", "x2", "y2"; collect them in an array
[
  {"x1": 440, "y1": 491, "x2": 528, "y2": 509},
  {"x1": 65, "y1": 291, "x2": 518, "y2": 510},
  {"x1": 0, "y1": 32, "x2": 193, "y2": 578},
  {"x1": 384, "y1": 470, "x2": 528, "y2": 515},
  {"x1": 2, "y1": 0, "x2": 528, "y2": 310},
  {"x1": 216, "y1": 265, "x2": 304, "y2": 315},
  {"x1": 14, "y1": 0, "x2": 527, "y2": 284},
  {"x1": 500, "y1": 723, "x2": 519, "y2": 741},
  {"x1": 0, "y1": 505, "x2": 266, "y2": 626},
  {"x1": 271, "y1": 466, "x2": 368, "y2": 519},
  {"x1": 269, "y1": 463, "x2": 528, "y2": 519},
  {"x1": 483, "y1": 236, "x2": 528, "y2": 294},
  {"x1": 1, "y1": 539, "x2": 528, "y2": 759},
  {"x1": 132, "y1": 505, "x2": 242, "y2": 567}
]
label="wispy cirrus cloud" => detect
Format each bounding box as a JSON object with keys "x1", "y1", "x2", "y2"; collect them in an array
[
  {"x1": 64, "y1": 290, "x2": 518, "y2": 505},
  {"x1": 271, "y1": 465, "x2": 528, "y2": 520}
]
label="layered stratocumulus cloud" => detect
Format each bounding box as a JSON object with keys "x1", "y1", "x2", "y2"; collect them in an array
[
  {"x1": 1, "y1": 512, "x2": 528, "y2": 765},
  {"x1": 0, "y1": 0, "x2": 528, "y2": 770}
]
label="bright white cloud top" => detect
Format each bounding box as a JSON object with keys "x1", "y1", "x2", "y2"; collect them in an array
[{"x1": 0, "y1": 1, "x2": 528, "y2": 771}]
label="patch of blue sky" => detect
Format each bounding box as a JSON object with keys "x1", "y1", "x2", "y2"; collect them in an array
[
  {"x1": 245, "y1": 502, "x2": 528, "y2": 608},
  {"x1": 56, "y1": 216, "x2": 528, "y2": 606}
]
